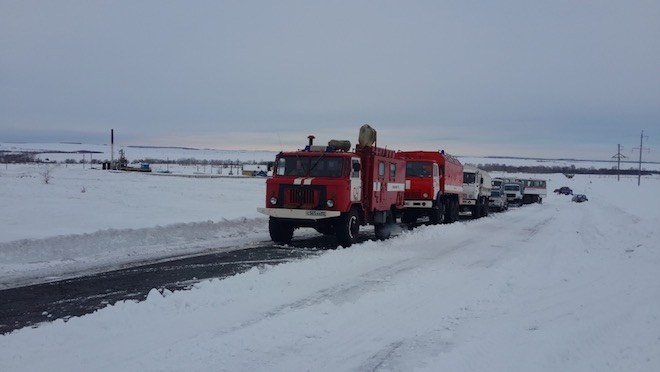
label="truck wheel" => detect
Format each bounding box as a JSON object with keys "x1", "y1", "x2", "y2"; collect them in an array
[
  {"x1": 269, "y1": 217, "x2": 294, "y2": 244},
  {"x1": 472, "y1": 201, "x2": 481, "y2": 219},
  {"x1": 445, "y1": 200, "x2": 457, "y2": 223},
  {"x1": 482, "y1": 198, "x2": 489, "y2": 216},
  {"x1": 443, "y1": 201, "x2": 453, "y2": 224},
  {"x1": 429, "y1": 203, "x2": 445, "y2": 224},
  {"x1": 401, "y1": 211, "x2": 416, "y2": 224},
  {"x1": 336, "y1": 208, "x2": 359, "y2": 247}
]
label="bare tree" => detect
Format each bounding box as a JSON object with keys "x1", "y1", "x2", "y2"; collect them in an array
[{"x1": 39, "y1": 164, "x2": 57, "y2": 184}]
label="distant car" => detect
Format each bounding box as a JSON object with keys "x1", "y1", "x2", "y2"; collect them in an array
[
  {"x1": 572, "y1": 194, "x2": 588, "y2": 203},
  {"x1": 554, "y1": 186, "x2": 573, "y2": 195}
]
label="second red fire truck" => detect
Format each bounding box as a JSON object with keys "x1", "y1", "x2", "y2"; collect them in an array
[{"x1": 395, "y1": 150, "x2": 464, "y2": 224}]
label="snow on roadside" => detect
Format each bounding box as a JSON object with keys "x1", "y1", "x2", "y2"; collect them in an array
[
  {"x1": 1, "y1": 164, "x2": 659, "y2": 371},
  {"x1": 0, "y1": 165, "x2": 270, "y2": 288}
]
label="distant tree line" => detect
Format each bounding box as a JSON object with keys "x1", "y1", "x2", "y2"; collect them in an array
[
  {"x1": 467, "y1": 162, "x2": 659, "y2": 176},
  {"x1": 0, "y1": 151, "x2": 269, "y2": 167},
  {"x1": 129, "y1": 158, "x2": 268, "y2": 166},
  {"x1": 0, "y1": 152, "x2": 37, "y2": 163}
]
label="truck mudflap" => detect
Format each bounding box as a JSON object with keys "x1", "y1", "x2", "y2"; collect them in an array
[{"x1": 257, "y1": 208, "x2": 341, "y2": 220}]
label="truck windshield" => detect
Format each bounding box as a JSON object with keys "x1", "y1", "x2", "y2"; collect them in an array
[
  {"x1": 504, "y1": 185, "x2": 519, "y2": 191},
  {"x1": 406, "y1": 161, "x2": 433, "y2": 177},
  {"x1": 463, "y1": 173, "x2": 476, "y2": 183},
  {"x1": 276, "y1": 156, "x2": 344, "y2": 177}
]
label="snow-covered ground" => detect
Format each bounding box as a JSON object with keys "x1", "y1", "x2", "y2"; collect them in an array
[{"x1": 1, "y1": 154, "x2": 659, "y2": 371}]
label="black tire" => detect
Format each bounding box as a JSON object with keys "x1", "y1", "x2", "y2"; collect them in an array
[
  {"x1": 336, "y1": 208, "x2": 359, "y2": 247},
  {"x1": 445, "y1": 199, "x2": 458, "y2": 223},
  {"x1": 482, "y1": 198, "x2": 489, "y2": 217},
  {"x1": 401, "y1": 211, "x2": 416, "y2": 224},
  {"x1": 472, "y1": 200, "x2": 482, "y2": 219},
  {"x1": 429, "y1": 202, "x2": 445, "y2": 225},
  {"x1": 269, "y1": 217, "x2": 294, "y2": 244}
]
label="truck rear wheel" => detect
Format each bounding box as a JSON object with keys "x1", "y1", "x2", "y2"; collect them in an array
[
  {"x1": 269, "y1": 217, "x2": 294, "y2": 244},
  {"x1": 444, "y1": 199, "x2": 457, "y2": 223},
  {"x1": 482, "y1": 197, "x2": 489, "y2": 216},
  {"x1": 336, "y1": 208, "x2": 359, "y2": 247},
  {"x1": 429, "y1": 203, "x2": 445, "y2": 225}
]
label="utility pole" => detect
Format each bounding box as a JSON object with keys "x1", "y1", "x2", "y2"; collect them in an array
[
  {"x1": 612, "y1": 144, "x2": 626, "y2": 181},
  {"x1": 633, "y1": 130, "x2": 649, "y2": 186}
]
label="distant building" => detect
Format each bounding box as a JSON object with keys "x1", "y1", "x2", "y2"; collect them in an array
[{"x1": 242, "y1": 164, "x2": 269, "y2": 177}]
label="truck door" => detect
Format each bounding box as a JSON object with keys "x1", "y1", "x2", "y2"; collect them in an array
[
  {"x1": 350, "y1": 157, "x2": 362, "y2": 202},
  {"x1": 434, "y1": 163, "x2": 440, "y2": 197}
]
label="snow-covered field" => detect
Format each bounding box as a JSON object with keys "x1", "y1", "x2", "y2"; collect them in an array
[{"x1": 1, "y1": 153, "x2": 659, "y2": 371}]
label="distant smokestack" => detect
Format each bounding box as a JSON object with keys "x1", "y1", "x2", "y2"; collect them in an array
[
  {"x1": 307, "y1": 135, "x2": 315, "y2": 147},
  {"x1": 111, "y1": 129, "x2": 114, "y2": 168}
]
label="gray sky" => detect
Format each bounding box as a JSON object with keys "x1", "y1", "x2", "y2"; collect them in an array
[{"x1": 2, "y1": 0, "x2": 659, "y2": 161}]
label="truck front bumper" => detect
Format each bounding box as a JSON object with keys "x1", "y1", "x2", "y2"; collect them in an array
[
  {"x1": 257, "y1": 208, "x2": 341, "y2": 220},
  {"x1": 404, "y1": 200, "x2": 433, "y2": 209}
]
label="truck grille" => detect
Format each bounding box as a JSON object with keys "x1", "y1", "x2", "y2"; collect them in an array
[
  {"x1": 405, "y1": 191, "x2": 422, "y2": 199},
  {"x1": 280, "y1": 185, "x2": 326, "y2": 208},
  {"x1": 289, "y1": 188, "x2": 315, "y2": 204}
]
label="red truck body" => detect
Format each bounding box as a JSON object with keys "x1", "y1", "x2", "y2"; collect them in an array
[
  {"x1": 395, "y1": 150, "x2": 464, "y2": 224},
  {"x1": 258, "y1": 140, "x2": 405, "y2": 247}
]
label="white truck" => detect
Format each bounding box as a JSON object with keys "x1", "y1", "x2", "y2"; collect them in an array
[
  {"x1": 460, "y1": 165, "x2": 492, "y2": 218},
  {"x1": 502, "y1": 180, "x2": 523, "y2": 207}
]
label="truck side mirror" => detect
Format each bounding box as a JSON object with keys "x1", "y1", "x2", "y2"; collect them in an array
[{"x1": 353, "y1": 162, "x2": 361, "y2": 172}]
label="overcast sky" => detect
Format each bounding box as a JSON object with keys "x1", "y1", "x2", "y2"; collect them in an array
[{"x1": 2, "y1": 0, "x2": 659, "y2": 161}]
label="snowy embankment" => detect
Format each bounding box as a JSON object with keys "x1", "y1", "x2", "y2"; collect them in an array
[
  {"x1": 1, "y1": 164, "x2": 659, "y2": 371},
  {"x1": 0, "y1": 164, "x2": 270, "y2": 288}
]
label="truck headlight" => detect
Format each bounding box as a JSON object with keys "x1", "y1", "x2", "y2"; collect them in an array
[
  {"x1": 270, "y1": 197, "x2": 278, "y2": 205},
  {"x1": 423, "y1": 192, "x2": 429, "y2": 198},
  {"x1": 326, "y1": 199, "x2": 335, "y2": 208}
]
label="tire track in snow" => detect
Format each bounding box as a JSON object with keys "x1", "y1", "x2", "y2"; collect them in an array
[{"x1": 198, "y1": 206, "x2": 564, "y2": 370}]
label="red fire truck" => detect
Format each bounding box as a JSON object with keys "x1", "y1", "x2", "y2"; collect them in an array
[
  {"x1": 395, "y1": 150, "x2": 464, "y2": 224},
  {"x1": 257, "y1": 126, "x2": 406, "y2": 247}
]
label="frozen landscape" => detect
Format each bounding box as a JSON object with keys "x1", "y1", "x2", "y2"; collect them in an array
[{"x1": 1, "y1": 143, "x2": 659, "y2": 371}]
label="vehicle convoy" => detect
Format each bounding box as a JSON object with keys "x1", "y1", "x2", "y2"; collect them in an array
[
  {"x1": 460, "y1": 166, "x2": 492, "y2": 218},
  {"x1": 395, "y1": 150, "x2": 463, "y2": 224},
  {"x1": 257, "y1": 125, "x2": 405, "y2": 247}
]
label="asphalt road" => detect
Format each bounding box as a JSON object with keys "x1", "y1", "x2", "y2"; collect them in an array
[{"x1": 0, "y1": 234, "x2": 374, "y2": 335}]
